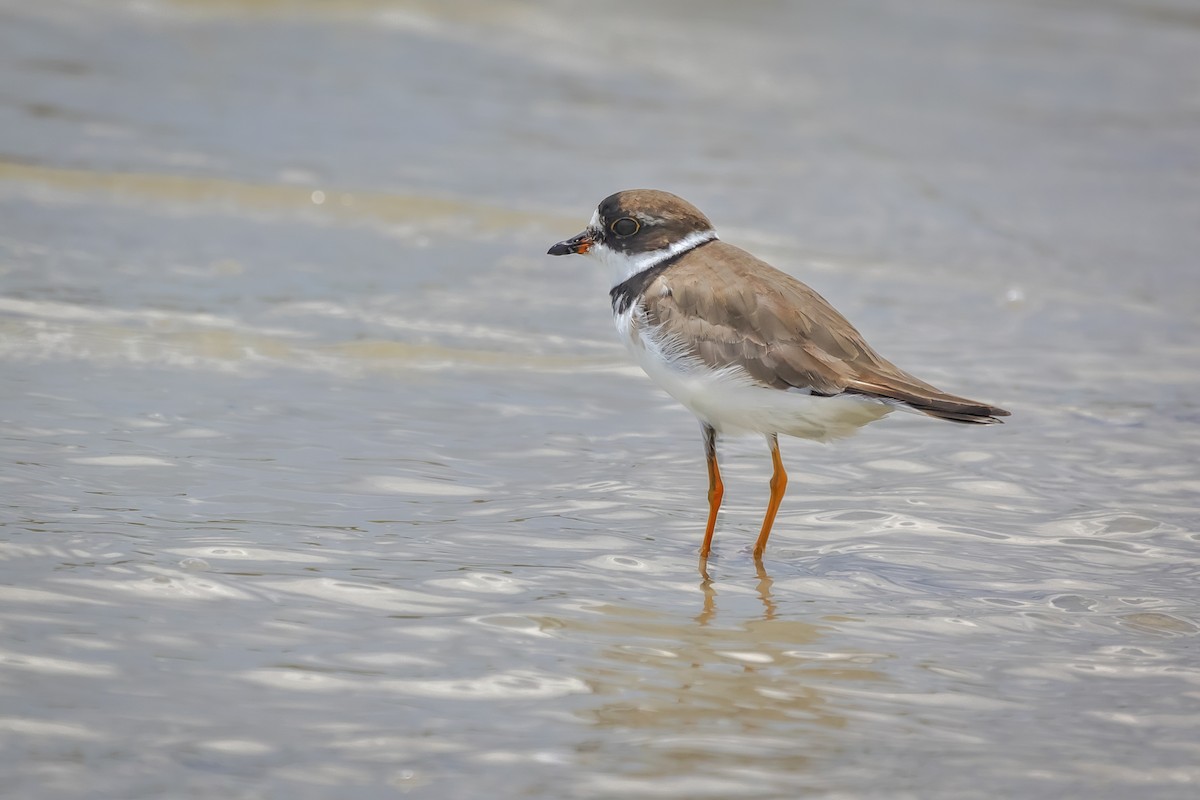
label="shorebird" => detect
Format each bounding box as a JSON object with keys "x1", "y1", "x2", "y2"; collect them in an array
[{"x1": 548, "y1": 189, "x2": 1009, "y2": 563}]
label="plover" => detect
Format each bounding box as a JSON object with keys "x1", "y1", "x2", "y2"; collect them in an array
[{"x1": 548, "y1": 189, "x2": 1009, "y2": 563}]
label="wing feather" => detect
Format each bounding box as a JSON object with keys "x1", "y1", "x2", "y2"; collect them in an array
[{"x1": 641, "y1": 241, "x2": 1009, "y2": 423}]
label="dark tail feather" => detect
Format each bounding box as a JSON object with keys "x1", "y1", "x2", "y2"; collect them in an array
[{"x1": 846, "y1": 378, "x2": 1010, "y2": 425}]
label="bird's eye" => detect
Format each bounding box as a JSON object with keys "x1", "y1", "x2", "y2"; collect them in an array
[{"x1": 610, "y1": 217, "x2": 640, "y2": 237}]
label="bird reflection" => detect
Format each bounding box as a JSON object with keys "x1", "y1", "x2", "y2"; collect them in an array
[
  {"x1": 696, "y1": 558, "x2": 777, "y2": 624},
  {"x1": 563, "y1": 599, "x2": 890, "y2": 789}
]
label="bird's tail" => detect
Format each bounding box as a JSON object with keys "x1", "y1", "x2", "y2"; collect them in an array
[{"x1": 846, "y1": 375, "x2": 1010, "y2": 425}]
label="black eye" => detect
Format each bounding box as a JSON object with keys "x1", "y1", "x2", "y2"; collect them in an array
[{"x1": 610, "y1": 217, "x2": 640, "y2": 237}]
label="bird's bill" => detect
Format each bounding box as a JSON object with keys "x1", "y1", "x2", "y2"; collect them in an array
[{"x1": 547, "y1": 230, "x2": 593, "y2": 256}]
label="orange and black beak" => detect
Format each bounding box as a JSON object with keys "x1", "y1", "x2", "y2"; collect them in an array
[{"x1": 547, "y1": 230, "x2": 593, "y2": 256}]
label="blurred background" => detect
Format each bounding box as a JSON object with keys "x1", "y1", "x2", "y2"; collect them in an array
[{"x1": 2, "y1": 1, "x2": 1199, "y2": 798}]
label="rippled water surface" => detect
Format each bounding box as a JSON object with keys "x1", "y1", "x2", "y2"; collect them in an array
[{"x1": 3, "y1": 1, "x2": 1199, "y2": 798}]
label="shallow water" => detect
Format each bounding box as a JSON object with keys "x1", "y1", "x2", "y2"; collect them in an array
[{"x1": 2, "y1": 1, "x2": 1199, "y2": 798}]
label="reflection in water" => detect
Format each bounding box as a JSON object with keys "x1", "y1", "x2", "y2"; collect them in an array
[
  {"x1": 697, "y1": 559, "x2": 777, "y2": 624},
  {"x1": 561, "y1": 601, "x2": 889, "y2": 793}
]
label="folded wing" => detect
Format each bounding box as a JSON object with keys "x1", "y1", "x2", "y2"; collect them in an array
[{"x1": 641, "y1": 241, "x2": 1010, "y2": 424}]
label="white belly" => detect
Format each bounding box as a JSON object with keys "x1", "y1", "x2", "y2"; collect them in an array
[{"x1": 616, "y1": 306, "x2": 892, "y2": 442}]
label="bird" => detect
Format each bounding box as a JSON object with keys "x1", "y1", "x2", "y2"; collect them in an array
[{"x1": 547, "y1": 189, "x2": 1009, "y2": 564}]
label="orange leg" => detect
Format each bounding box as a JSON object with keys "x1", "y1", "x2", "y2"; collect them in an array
[
  {"x1": 753, "y1": 433, "x2": 787, "y2": 559},
  {"x1": 699, "y1": 424, "x2": 723, "y2": 562}
]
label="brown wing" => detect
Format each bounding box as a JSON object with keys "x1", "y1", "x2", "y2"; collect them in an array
[{"x1": 641, "y1": 241, "x2": 1009, "y2": 424}]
